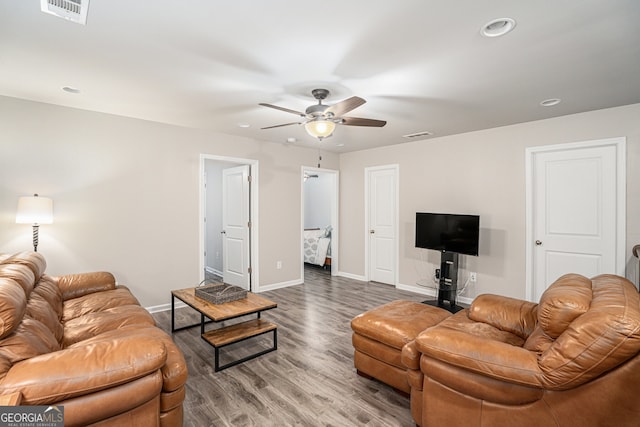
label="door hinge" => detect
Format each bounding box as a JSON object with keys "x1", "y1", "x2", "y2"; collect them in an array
[
  {"x1": 248, "y1": 221, "x2": 251, "y2": 228},
  {"x1": 248, "y1": 175, "x2": 252, "y2": 183},
  {"x1": 248, "y1": 267, "x2": 252, "y2": 274}
]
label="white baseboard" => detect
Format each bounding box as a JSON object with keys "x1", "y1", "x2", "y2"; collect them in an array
[
  {"x1": 337, "y1": 271, "x2": 367, "y2": 281},
  {"x1": 205, "y1": 266, "x2": 223, "y2": 277},
  {"x1": 145, "y1": 300, "x2": 186, "y2": 314},
  {"x1": 396, "y1": 282, "x2": 437, "y2": 297},
  {"x1": 257, "y1": 278, "x2": 303, "y2": 293}
]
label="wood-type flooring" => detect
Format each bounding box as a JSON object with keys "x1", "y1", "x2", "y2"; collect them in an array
[{"x1": 152, "y1": 266, "x2": 430, "y2": 426}]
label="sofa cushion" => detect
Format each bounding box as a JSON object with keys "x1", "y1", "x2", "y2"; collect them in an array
[
  {"x1": 57, "y1": 272, "x2": 116, "y2": 301},
  {"x1": 63, "y1": 286, "x2": 140, "y2": 322},
  {"x1": 0, "y1": 252, "x2": 46, "y2": 282},
  {"x1": 0, "y1": 317, "x2": 61, "y2": 364},
  {"x1": 431, "y1": 310, "x2": 526, "y2": 347},
  {"x1": 72, "y1": 326, "x2": 188, "y2": 393},
  {"x1": 26, "y1": 292, "x2": 64, "y2": 344},
  {"x1": 62, "y1": 305, "x2": 155, "y2": 347},
  {"x1": 1, "y1": 337, "x2": 166, "y2": 405},
  {"x1": 537, "y1": 274, "x2": 592, "y2": 339},
  {"x1": 469, "y1": 294, "x2": 538, "y2": 340},
  {"x1": 351, "y1": 300, "x2": 451, "y2": 350},
  {"x1": 0, "y1": 279, "x2": 26, "y2": 340},
  {"x1": 0, "y1": 265, "x2": 35, "y2": 297},
  {"x1": 523, "y1": 274, "x2": 592, "y2": 353}
]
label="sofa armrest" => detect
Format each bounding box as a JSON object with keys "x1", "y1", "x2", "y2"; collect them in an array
[
  {"x1": 0, "y1": 391, "x2": 22, "y2": 406},
  {"x1": 56, "y1": 272, "x2": 116, "y2": 300},
  {"x1": 469, "y1": 294, "x2": 538, "y2": 339},
  {"x1": 416, "y1": 328, "x2": 543, "y2": 388},
  {"x1": 1, "y1": 336, "x2": 166, "y2": 405},
  {"x1": 401, "y1": 340, "x2": 421, "y2": 370},
  {"x1": 402, "y1": 340, "x2": 424, "y2": 394}
]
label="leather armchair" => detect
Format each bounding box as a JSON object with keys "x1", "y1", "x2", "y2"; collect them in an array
[{"x1": 404, "y1": 273, "x2": 640, "y2": 427}]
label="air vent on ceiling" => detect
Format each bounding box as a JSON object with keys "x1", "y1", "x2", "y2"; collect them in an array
[
  {"x1": 40, "y1": 0, "x2": 89, "y2": 25},
  {"x1": 403, "y1": 130, "x2": 433, "y2": 139}
]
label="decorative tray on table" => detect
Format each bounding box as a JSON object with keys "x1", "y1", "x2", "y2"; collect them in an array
[{"x1": 195, "y1": 283, "x2": 247, "y2": 304}]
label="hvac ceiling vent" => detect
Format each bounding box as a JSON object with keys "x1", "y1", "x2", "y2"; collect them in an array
[
  {"x1": 40, "y1": 0, "x2": 89, "y2": 25},
  {"x1": 402, "y1": 130, "x2": 433, "y2": 139}
]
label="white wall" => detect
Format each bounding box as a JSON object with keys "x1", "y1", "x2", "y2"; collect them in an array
[
  {"x1": 303, "y1": 173, "x2": 333, "y2": 229},
  {"x1": 339, "y1": 104, "x2": 640, "y2": 300},
  {"x1": 204, "y1": 160, "x2": 224, "y2": 274},
  {"x1": 0, "y1": 96, "x2": 338, "y2": 308}
]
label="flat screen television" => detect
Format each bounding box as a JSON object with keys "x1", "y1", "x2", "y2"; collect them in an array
[{"x1": 415, "y1": 212, "x2": 480, "y2": 256}]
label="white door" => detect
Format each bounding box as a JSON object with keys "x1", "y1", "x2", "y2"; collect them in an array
[
  {"x1": 367, "y1": 166, "x2": 398, "y2": 285},
  {"x1": 222, "y1": 165, "x2": 250, "y2": 289},
  {"x1": 527, "y1": 138, "x2": 625, "y2": 301}
]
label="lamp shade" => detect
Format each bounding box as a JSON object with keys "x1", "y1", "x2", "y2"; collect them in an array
[
  {"x1": 304, "y1": 120, "x2": 335, "y2": 140},
  {"x1": 16, "y1": 195, "x2": 53, "y2": 225}
]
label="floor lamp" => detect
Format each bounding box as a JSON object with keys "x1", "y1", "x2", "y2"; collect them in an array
[{"x1": 16, "y1": 194, "x2": 53, "y2": 252}]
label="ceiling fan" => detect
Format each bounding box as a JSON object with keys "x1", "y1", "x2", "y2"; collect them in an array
[
  {"x1": 303, "y1": 172, "x2": 318, "y2": 182},
  {"x1": 259, "y1": 88, "x2": 386, "y2": 141}
]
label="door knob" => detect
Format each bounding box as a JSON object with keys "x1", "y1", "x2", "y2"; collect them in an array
[
  {"x1": 221, "y1": 230, "x2": 226, "y2": 234},
  {"x1": 370, "y1": 230, "x2": 375, "y2": 234},
  {"x1": 535, "y1": 240, "x2": 543, "y2": 246}
]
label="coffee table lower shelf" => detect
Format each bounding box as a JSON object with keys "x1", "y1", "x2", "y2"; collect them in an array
[{"x1": 202, "y1": 319, "x2": 277, "y2": 372}]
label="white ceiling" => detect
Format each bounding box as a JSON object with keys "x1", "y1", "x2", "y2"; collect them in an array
[{"x1": 1, "y1": 0, "x2": 639, "y2": 153}]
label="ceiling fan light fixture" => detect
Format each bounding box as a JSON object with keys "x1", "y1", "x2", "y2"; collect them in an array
[{"x1": 305, "y1": 119, "x2": 335, "y2": 141}]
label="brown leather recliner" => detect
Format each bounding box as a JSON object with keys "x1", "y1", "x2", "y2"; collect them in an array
[
  {"x1": 0, "y1": 251, "x2": 188, "y2": 426},
  {"x1": 402, "y1": 273, "x2": 640, "y2": 427}
]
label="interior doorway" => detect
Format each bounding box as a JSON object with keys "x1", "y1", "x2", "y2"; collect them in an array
[
  {"x1": 301, "y1": 167, "x2": 339, "y2": 279},
  {"x1": 365, "y1": 164, "x2": 399, "y2": 285},
  {"x1": 525, "y1": 137, "x2": 626, "y2": 301},
  {"x1": 200, "y1": 154, "x2": 259, "y2": 291}
]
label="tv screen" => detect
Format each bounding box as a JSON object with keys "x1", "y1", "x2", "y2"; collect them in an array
[{"x1": 415, "y1": 212, "x2": 480, "y2": 256}]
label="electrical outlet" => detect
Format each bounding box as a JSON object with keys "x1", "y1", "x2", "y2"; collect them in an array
[
  {"x1": 470, "y1": 272, "x2": 477, "y2": 282},
  {"x1": 276, "y1": 261, "x2": 282, "y2": 269}
]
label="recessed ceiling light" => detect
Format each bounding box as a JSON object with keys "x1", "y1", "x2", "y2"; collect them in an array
[
  {"x1": 336, "y1": 143, "x2": 345, "y2": 147},
  {"x1": 237, "y1": 123, "x2": 250, "y2": 128},
  {"x1": 62, "y1": 86, "x2": 80, "y2": 94},
  {"x1": 481, "y1": 18, "x2": 516, "y2": 37},
  {"x1": 286, "y1": 137, "x2": 297, "y2": 143},
  {"x1": 540, "y1": 98, "x2": 561, "y2": 107}
]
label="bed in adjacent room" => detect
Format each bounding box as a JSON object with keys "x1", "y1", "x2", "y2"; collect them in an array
[{"x1": 304, "y1": 227, "x2": 332, "y2": 267}]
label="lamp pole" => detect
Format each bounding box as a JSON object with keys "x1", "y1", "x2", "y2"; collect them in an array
[{"x1": 16, "y1": 193, "x2": 53, "y2": 252}]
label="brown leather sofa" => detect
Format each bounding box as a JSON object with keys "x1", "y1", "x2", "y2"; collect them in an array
[
  {"x1": 0, "y1": 251, "x2": 188, "y2": 426},
  {"x1": 402, "y1": 273, "x2": 640, "y2": 427}
]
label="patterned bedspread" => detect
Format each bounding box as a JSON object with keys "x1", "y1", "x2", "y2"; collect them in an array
[{"x1": 304, "y1": 229, "x2": 331, "y2": 266}]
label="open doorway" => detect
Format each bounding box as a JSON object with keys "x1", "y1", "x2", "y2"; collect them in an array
[
  {"x1": 200, "y1": 154, "x2": 259, "y2": 291},
  {"x1": 301, "y1": 167, "x2": 339, "y2": 279}
]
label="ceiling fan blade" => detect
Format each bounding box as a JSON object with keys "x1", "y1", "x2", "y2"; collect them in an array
[
  {"x1": 259, "y1": 103, "x2": 305, "y2": 117},
  {"x1": 341, "y1": 116, "x2": 387, "y2": 127},
  {"x1": 325, "y1": 96, "x2": 366, "y2": 117},
  {"x1": 261, "y1": 122, "x2": 302, "y2": 130}
]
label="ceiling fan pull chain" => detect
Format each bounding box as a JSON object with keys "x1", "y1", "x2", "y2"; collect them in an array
[{"x1": 318, "y1": 151, "x2": 322, "y2": 168}]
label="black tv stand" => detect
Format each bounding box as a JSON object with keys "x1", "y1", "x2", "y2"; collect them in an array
[
  {"x1": 421, "y1": 298, "x2": 465, "y2": 313},
  {"x1": 422, "y1": 251, "x2": 464, "y2": 314}
]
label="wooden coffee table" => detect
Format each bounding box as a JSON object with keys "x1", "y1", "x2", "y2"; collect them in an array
[{"x1": 171, "y1": 287, "x2": 277, "y2": 371}]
